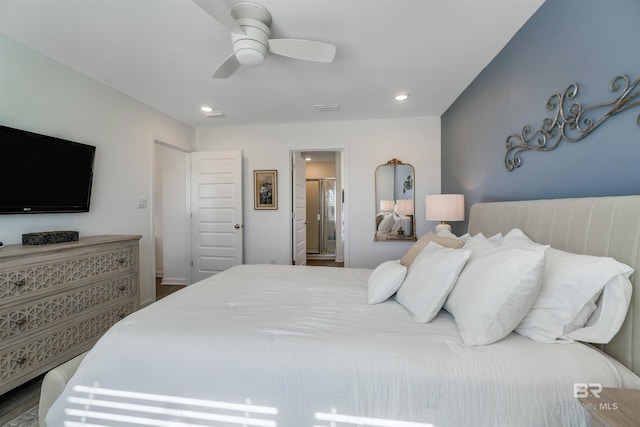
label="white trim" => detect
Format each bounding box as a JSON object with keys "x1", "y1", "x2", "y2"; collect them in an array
[{"x1": 160, "y1": 277, "x2": 189, "y2": 286}]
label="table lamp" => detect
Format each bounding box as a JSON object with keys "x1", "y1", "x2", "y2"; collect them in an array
[
  {"x1": 396, "y1": 199, "x2": 414, "y2": 236},
  {"x1": 379, "y1": 200, "x2": 395, "y2": 212},
  {"x1": 426, "y1": 194, "x2": 464, "y2": 234}
]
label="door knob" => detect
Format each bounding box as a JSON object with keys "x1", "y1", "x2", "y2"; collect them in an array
[{"x1": 234, "y1": 224, "x2": 241, "y2": 229}]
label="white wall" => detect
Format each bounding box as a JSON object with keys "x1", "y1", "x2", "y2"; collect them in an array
[
  {"x1": 0, "y1": 35, "x2": 195, "y2": 306},
  {"x1": 306, "y1": 162, "x2": 336, "y2": 179},
  {"x1": 196, "y1": 117, "x2": 441, "y2": 268}
]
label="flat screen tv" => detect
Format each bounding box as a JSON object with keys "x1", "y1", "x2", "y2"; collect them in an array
[{"x1": 0, "y1": 124, "x2": 96, "y2": 214}]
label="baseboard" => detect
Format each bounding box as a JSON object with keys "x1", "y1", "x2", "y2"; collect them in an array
[
  {"x1": 160, "y1": 277, "x2": 188, "y2": 286},
  {"x1": 140, "y1": 298, "x2": 154, "y2": 308}
]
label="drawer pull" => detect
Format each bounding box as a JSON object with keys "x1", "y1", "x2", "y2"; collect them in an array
[
  {"x1": 14, "y1": 279, "x2": 26, "y2": 287},
  {"x1": 14, "y1": 318, "x2": 27, "y2": 326},
  {"x1": 15, "y1": 357, "x2": 27, "y2": 365},
  {"x1": 119, "y1": 313, "x2": 126, "y2": 319},
  {"x1": 118, "y1": 285, "x2": 126, "y2": 291},
  {"x1": 117, "y1": 258, "x2": 127, "y2": 264}
]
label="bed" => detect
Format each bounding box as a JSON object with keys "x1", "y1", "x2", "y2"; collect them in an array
[{"x1": 45, "y1": 195, "x2": 640, "y2": 427}]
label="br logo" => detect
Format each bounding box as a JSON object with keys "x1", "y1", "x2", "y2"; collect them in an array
[{"x1": 573, "y1": 383, "x2": 603, "y2": 398}]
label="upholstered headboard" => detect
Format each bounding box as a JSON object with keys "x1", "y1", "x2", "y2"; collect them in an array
[{"x1": 468, "y1": 195, "x2": 640, "y2": 377}]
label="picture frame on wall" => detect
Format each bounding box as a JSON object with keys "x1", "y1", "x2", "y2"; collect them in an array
[{"x1": 254, "y1": 170, "x2": 278, "y2": 210}]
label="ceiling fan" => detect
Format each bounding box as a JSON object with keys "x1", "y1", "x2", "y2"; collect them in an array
[{"x1": 193, "y1": 0, "x2": 337, "y2": 78}]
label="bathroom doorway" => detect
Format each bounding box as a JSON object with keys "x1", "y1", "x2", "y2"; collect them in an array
[
  {"x1": 291, "y1": 150, "x2": 345, "y2": 267},
  {"x1": 306, "y1": 178, "x2": 337, "y2": 259}
]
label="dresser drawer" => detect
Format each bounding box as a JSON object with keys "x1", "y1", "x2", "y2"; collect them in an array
[
  {"x1": 0, "y1": 274, "x2": 136, "y2": 343},
  {"x1": 0, "y1": 246, "x2": 136, "y2": 303},
  {"x1": 0, "y1": 299, "x2": 136, "y2": 390}
]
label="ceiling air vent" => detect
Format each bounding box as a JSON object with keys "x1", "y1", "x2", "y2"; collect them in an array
[
  {"x1": 205, "y1": 111, "x2": 226, "y2": 118},
  {"x1": 314, "y1": 104, "x2": 340, "y2": 112}
]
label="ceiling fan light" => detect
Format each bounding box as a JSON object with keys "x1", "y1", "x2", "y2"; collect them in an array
[
  {"x1": 231, "y1": 20, "x2": 269, "y2": 67},
  {"x1": 235, "y1": 48, "x2": 266, "y2": 66}
]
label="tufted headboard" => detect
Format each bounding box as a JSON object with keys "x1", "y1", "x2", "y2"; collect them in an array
[{"x1": 468, "y1": 195, "x2": 640, "y2": 377}]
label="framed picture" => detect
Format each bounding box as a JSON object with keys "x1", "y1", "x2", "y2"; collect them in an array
[{"x1": 254, "y1": 170, "x2": 278, "y2": 210}]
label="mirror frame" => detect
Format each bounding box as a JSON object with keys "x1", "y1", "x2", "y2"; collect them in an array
[{"x1": 374, "y1": 158, "x2": 416, "y2": 242}]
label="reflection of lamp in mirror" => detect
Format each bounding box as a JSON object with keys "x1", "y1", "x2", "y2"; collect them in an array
[
  {"x1": 426, "y1": 194, "x2": 464, "y2": 234},
  {"x1": 396, "y1": 199, "x2": 414, "y2": 236},
  {"x1": 379, "y1": 200, "x2": 395, "y2": 213}
]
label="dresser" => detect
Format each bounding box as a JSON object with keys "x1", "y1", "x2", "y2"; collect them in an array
[{"x1": 0, "y1": 235, "x2": 141, "y2": 395}]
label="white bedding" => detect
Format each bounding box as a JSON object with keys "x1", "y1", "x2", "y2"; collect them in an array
[{"x1": 46, "y1": 264, "x2": 640, "y2": 427}]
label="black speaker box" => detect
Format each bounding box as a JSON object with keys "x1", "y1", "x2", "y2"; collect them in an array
[{"x1": 22, "y1": 231, "x2": 79, "y2": 245}]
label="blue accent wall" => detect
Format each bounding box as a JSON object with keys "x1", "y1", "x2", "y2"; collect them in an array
[{"x1": 441, "y1": 0, "x2": 640, "y2": 234}]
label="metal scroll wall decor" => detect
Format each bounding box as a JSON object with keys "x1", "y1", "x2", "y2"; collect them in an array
[{"x1": 505, "y1": 74, "x2": 640, "y2": 171}]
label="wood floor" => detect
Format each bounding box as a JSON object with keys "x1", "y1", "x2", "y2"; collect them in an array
[
  {"x1": 306, "y1": 258, "x2": 344, "y2": 267},
  {"x1": 0, "y1": 375, "x2": 41, "y2": 426},
  {"x1": 155, "y1": 277, "x2": 186, "y2": 299},
  {"x1": 0, "y1": 278, "x2": 184, "y2": 426}
]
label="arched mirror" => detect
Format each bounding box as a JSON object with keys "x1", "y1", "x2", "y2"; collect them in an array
[{"x1": 374, "y1": 159, "x2": 416, "y2": 241}]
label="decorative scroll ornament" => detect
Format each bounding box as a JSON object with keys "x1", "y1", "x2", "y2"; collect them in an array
[
  {"x1": 385, "y1": 158, "x2": 405, "y2": 165},
  {"x1": 505, "y1": 75, "x2": 640, "y2": 171}
]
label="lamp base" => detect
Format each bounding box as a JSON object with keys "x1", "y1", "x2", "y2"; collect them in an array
[
  {"x1": 401, "y1": 216, "x2": 412, "y2": 236},
  {"x1": 434, "y1": 222, "x2": 452, "y2": 235}
]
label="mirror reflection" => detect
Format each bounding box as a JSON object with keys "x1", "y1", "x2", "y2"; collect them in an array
[{"x1": 374, "y1": 159, "x2": 416, "y2": 241}]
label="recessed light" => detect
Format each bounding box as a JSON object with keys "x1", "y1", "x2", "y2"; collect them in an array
[
  {"x1": 305, "y1": 157, "x2": 312, "y2": 162},
  {"x1": 200, "y1": 106, "x2": 213, "y2": 113},
  {"x1": 394, "y1": 93, "x2": 410, "y2": 101}
]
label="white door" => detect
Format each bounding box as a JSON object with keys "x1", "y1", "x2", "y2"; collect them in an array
[
  {"x1": 190, "y1": 150, "x2": 243, "y2": 282},
  {"x1": 292, "y1": 152, "x2": 307, "y2": 265}
]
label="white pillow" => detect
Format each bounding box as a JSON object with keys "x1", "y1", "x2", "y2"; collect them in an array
[
  {"x1": 367, "y1": 260, "x2": 407, "y2": 304},
  {"x1": 391, "y1": 215, "x2": 403, "y2": 233},
  {"x1": 395, "y1": 242, "x2": 471, "y2": 322},
  {"x1": 502, "y1": 229, "x2": 634, "y2": 343},
  {"x1": 377, "y1": 213, "x2": 395, "y2": 234},
  {"x1": 444, "y1": 237, "x2": 547, "y2": 346},
  {"x1": 516, "y1": 248, "x2": 633, "y2": 342},
  {"x1": 438, "y1": 229, "x2": 503, "y2": 242},
  {"x1": 564, "y1": 274, "x2": 633, "y2": 343}
]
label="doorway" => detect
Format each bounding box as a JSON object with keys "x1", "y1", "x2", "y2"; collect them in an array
[
  {"x1": 153, "y1": 141, "x2": 191, "y2": 292},
  {"x1": 152, "y1": 145, "x2": 244, "y2": 302},
  {"x1": 291, "y1": 150, "x2": 345, "y2": 267},
  {"x1": 306, "y1": 178, "x2": 337, "y2": 259}
]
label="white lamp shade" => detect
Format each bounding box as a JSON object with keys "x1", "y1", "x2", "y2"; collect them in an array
[
  {"x1": 396, "y1": 199, "x2": 414, "y2": 216},
  {"x1": 380, "y1": 200, "x2": 395, "y2": 211},
  {"x1": 426, "y1": 194, "x2": 465, "y2": 221}
]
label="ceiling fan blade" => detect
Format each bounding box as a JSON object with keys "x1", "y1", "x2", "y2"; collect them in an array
[
  {"x1": 193, "y1": 0, "x2": 245, "y2": 34},
  {"x1": 213, "y1": 53, "x2": 241, "y2": 78},
  {"x1": 268, "y1": 39, "x2": 336, "y2": 63}
]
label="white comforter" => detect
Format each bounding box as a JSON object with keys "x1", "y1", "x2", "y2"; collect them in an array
[{"x1": 47, "y1": 264, "x2": 640, "y2": 427}]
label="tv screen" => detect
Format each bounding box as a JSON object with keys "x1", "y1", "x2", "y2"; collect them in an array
[{"x1": 0, "y1": 125, "x2": 96, "y2": 214}]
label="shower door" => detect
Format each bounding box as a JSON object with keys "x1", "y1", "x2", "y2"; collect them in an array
[{"x1": 306, "y1": 178, "x2": 336, "y2": 257}]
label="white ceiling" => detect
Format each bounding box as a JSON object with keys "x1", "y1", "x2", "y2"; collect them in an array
[{"x1": 0, "y1": 0, "x2": 544, "y2": 128}]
